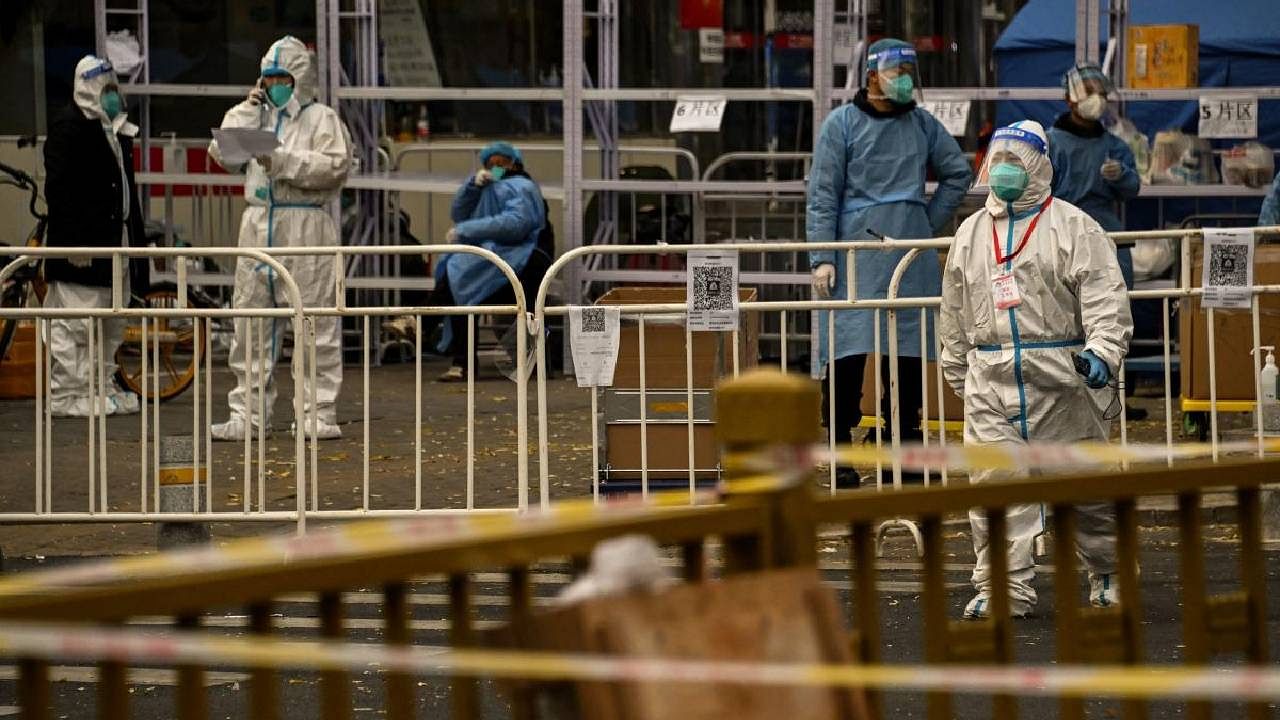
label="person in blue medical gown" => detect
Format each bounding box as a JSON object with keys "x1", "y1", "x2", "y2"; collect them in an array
[{"x1": 806, "y1": 37, "x2": 973, "y2": 488}]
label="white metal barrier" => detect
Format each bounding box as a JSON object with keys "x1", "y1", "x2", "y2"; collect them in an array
[
  {"x1": 533, "y1": 226, "x2": 1280, "y2": 511},
  {"x1": 0, "y1": 245, "x2": 531, "y2": 531}
]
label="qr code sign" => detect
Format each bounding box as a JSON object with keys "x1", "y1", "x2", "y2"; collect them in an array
[
  {"x1": 580, "y1": 308, "x2": 607, "y2": 333},
  {"x1": 692, "y1": 266, "x2": 735, "y2": 311},
  {"x1": 1208, "y1": 243, "x2": 1249, "y2": 286}
]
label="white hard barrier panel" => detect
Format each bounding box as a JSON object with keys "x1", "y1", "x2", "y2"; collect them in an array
[{"x1": 0, "y1": 245, "x2": 531, "y2": 531}]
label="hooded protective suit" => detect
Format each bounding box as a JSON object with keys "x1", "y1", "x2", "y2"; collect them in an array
[
  {"x1": 939, "y1": 121, "x2": 1133, "y2": 617},
  {"x1": 42, "y1": 55, "x2": 144, "y2": 417},
  {"x1": 208, "y1": 36, "x2": 352, "y2": 438}
]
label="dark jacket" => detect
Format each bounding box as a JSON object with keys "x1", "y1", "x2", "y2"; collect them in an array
[{"x1": 42, "y1": 104, "x2": 148, "y2": 291}]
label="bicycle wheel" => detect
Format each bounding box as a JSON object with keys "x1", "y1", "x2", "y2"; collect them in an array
[{"x1": 114, "y1": 287, "x2": 207, "y2": 402}]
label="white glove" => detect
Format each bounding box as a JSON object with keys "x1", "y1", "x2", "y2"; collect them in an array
[
  {"x1": 473, "y1": 168, "x2": 493, "y2": 187},
  {"x1": 446, "y1": 227, "x2": 459, "y2": 243},
  {"x1": 1101, "y1": 158, "x2": 1123, "y2": 182},
  {"x1": 811, "y1": 264, "x2": 836, "y2": 299},
  {"x1": 68, "y1": 256, "x2": 93, "y2": 269}
]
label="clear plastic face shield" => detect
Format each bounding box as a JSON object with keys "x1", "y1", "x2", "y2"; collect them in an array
[
  {"x1": 866, "y1": 46, "x2": 922, "y2": 104},
  {"x1": 1064, "y1": 64, "x2": 1115, "y2": 120},
  {"x1": 975, "y1": 125, "x2": 1051, "y2": 208}
]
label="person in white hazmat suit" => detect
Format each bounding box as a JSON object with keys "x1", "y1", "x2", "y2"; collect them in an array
[
  {"x1": 938, "y1": 121, "x2": 1133, "y2": 619},
  {"x1": 41, "y1": 56, "x2": 147, "y2": 418},
  {"x1": 209, "y1": 36, "x2": 352, "y2": 441}
]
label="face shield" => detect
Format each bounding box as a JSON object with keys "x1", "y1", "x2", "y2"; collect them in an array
[
  {"x1": 1063, "y1": 64, "x2": 1115, "y2": 120},
  {"x1": 977, "y1": 122, "x2": 1053, "y2": 214},
  {"x1": 867, "y1": 45, "x2": 921, "y2": 104}
]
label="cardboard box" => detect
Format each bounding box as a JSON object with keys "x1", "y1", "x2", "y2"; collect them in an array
[
  {"x1": 1127, "y1": 24, "x2": 1199, "y2": 89},
  {"x1": 596, "y1": 286, "x2": 759, "y2": 483},
  {"x1": 486, "y1": 568, "x2": 866, "y2": 720},
  {"x1": 856, "y1": 358, "x2": 964, "y2": 425},
  {"x1": 1180, "y1": 244, "x2": 1280, "y2": 402},
  {"x1": 0, "y1": 323, "x2": 39, "y2": 399}
]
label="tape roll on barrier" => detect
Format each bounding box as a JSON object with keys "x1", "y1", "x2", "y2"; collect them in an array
[{"x1": 0, "y1": 621, "x2": 1276, "y2": 701}]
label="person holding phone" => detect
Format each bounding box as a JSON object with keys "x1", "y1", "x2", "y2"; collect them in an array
[{"x1": 208, "y1": 36, "x2": 352, "y2": 441}]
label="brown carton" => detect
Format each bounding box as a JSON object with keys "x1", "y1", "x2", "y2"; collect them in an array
[
  {"x1": 1180, "y1": 244, "x2": 1280, "y2": 402},
  {"x1": 1127, "y1": 24, "x2": 1199, "y2": 89}
]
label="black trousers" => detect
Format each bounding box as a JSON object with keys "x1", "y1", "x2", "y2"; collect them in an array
[
  {"x1": 426, "y1": 249, "x2": 551, "y2": 366},
  {"x1": 822, "y1": 353, "x2": 925, "y2": 445}
]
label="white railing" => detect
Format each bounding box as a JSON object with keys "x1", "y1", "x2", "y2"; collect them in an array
[
  {"x1": 532, "y1": 226, "x2": 1280, "y2": 510},
  {"x1": 0, "y1": 245, "x2": 530, "y2": 531}
]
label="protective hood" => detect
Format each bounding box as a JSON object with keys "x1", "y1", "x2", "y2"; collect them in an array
[
  {"x1": 72, "y1": 55, "x2": 137, "y2": 136},
  {"x1": 259, "y1": 36, "x2": 318, "y2": 106},
  {"x1": 978, "y1": 120, "x2": 1053, "y2": 217}
]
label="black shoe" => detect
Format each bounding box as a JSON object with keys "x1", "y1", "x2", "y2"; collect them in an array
[
  {"x1": 834, "y1": 468, "x2": 862, "y2": 490},
  {"x1": 1125, "y1": 404, "x2": 1148, "y2": 422}
]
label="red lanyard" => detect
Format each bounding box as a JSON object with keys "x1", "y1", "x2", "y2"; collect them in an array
[{"x1": 991, "y1": 198, "x2": 1052, "y2": 265}]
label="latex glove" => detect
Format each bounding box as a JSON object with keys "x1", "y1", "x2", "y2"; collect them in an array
[
  {"x1": 68, "y1": 256, "x2": 93, "y2": 269},
  {"x1": 811, "y1": 263, "x2": 836, "y2": 299},
  {"x1": 473, "y1": 168, "x2": 494, "y2": 187},
  {"x1": 1079, "y1": 349, "x2": 1111, "y2": 389},
  {"x1": 256, "y1": 153, "x2": 273, "y2": 173},
  {"x1": 1100, "y1": 158, "x2": 1123, "y2": 182},
  {"x1": 446, "y1": 227, "x2": 459, "y2": 243}
]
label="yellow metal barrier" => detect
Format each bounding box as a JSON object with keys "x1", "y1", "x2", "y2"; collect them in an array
[{"x1": 0, "y1": 368, "x2": 1273, "y2": 720}]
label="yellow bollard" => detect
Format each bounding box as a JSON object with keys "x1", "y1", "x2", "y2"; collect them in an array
[{"x1": 716, "y1": 368, "x2": 822, "y2": 569}]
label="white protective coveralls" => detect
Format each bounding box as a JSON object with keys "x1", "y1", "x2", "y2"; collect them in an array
[
  {"x1": 45, "y1": 56, "x2": 141, "y2": 418},
  {"x1": 938, "y1": 121, "x2": 1133, "y2": 618},
  {"x1": 208, "y1": 36, "x2": 352, "y2": 439}
]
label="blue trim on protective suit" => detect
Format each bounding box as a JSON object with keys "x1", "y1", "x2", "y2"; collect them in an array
[
  {"x1": 977, "y1": 338, "x2": 1083, "y2": 352},
  {"x1": 259, "y1": 101, "x2": 321, "y2": 362},
  {"x1": 1003, "y1": 203, "x2": 1030, "y2": 441}
]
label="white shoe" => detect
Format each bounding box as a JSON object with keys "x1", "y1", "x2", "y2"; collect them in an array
[
  {"x1": 106, "y1": 386, "x2": 140, "y2": 416},
  {"x1": 1089, "y1": 572, "x2": 1120, "y2": 608},
  {"x1": 211, "y1": 417, "x2": 266, "y2": 442},
  {"x1": 437, "y1": 365, "x2": 465, "y2": 382},
  {"x1": 291, "y1": 418, "x2": 342, "y2": 440},
  {"x1": 962, "y1": 592, "x2": 1034, "y2": 620}
]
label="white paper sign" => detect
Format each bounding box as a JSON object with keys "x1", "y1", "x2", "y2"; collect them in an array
[
  {"x1": 922, "y1": 99, "x2": 971, "y2": 137},
  {"x1": 699, "y1": 28, "x2": 724, "y2": 64},
  {"x1": 210, "y1": 128, "x2": 280, "y2": 166},
  {"x1": 686, "y1": 251, "x2": 740, "y2": 332},
  {"x1": 1201, "y1": 228, "x2": 1256, "y2": 310},
  {"x1": 1198, "y1": 96, "x2": 1258, "y2": 139},
  {"x1": 379, "y1": 0, "x2": 443, "y2": 87},
  {"x1": 670, "y1": 96, "x2": 727, "y2": 133},
  {"x1": 569, "y1": 306, "x2": 621, "y2": 388}
]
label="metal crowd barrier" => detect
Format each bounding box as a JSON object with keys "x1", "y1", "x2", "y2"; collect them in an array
[
  {"x1": 0, "y1": 245, "x2": 531, "y2": 531},
  {"x1": 0, "y1": 370, "x2": 1273, "y2": 719},
  {"x1": 533, "y1": 226, "x2": 1280, "y2": 510}
]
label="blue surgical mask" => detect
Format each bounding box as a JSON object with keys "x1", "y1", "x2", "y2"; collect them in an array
[
  {"x1": 489, "y1": 166, "x2": 507, "y2": 181},
  {"x1": 100, "y1": 90, "x2": 123, "y2": 120},
  {"x1": 267, "y1": 83, "x2": 294, "y2": 108},
  {"x1": 879, "y1": 74, "x2": 915, "y2": 104},
  {"x1": 989, "y1": 163, "x2": 1030, "y2": 202}
]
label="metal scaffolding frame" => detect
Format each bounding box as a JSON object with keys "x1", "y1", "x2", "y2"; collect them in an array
[{"x1": 96, "y1": 0, "x2": 1276, "y2": 310}]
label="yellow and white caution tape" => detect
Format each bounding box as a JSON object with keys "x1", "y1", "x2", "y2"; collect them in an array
[
  {"x1": 0, "y1": 489, "x2": 721, "y2": 598},
  {"x1": 0, "y1": 622, "x2": 1277, "y2": 701},
  {"x1": 822, "y1": 438, "x2": 1280, "y2": 473}
]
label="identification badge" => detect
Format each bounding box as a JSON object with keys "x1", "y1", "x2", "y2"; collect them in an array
[{"x1": 991, "y1": 272, "x2": 1022, "y2": 310}]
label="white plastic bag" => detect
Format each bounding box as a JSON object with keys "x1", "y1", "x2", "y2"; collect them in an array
[
  {"x1": 106, "y1": 29, "x2": 143, "y2": 78},
  {"x1": 1221, "y1": 142, "x2": 1275, "y2": 188},
  {"x1": 554, "y1": 535, "x2": 677, "y2": 606}
]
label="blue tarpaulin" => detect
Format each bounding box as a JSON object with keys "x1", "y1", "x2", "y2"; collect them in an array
[{"x1": 993, "y1": 0, "x2": 1280, "y2": 226}]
